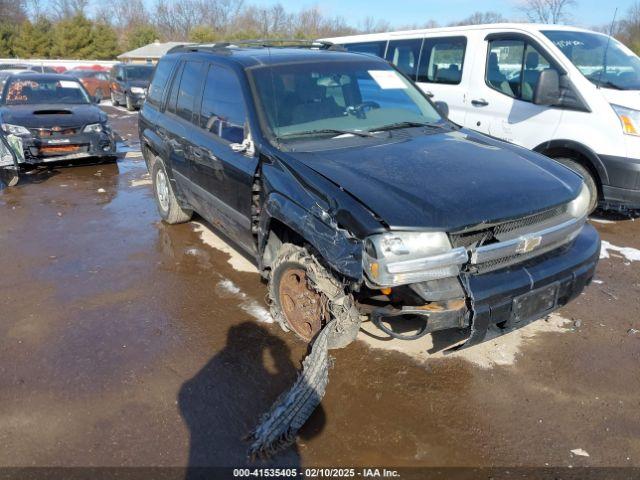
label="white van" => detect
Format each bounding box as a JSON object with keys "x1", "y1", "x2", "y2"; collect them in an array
[{"x1": 323, "y1": 24, "x2": 640, "y2": 210}]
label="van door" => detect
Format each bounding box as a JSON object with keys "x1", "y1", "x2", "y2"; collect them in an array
[
  {"x1": 466, "y1": 34, "x2": 563, "y2": 148},
  {"x1": 188, "y1": 63, "x2": 257, "y2": 252},
  {"x1": 414, "y1": 36, "x2": 468, "y2": 125}
]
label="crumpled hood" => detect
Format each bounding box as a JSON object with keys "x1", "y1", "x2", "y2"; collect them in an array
[
  {"x1": 288, "y1": 129, "x2": 583, "y2": 232},
  {"x1": 0, "y1": 104, "x2": 105, "y2": 128}
]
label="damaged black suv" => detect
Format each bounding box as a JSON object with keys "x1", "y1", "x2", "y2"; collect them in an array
[{"x1": 139, "y1": 42, "x2": 600, "y2": 349}]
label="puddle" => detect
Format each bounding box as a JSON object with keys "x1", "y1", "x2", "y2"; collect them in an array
[{"x1": 191, "y1": 221, "x2": 257, "y2": 273}]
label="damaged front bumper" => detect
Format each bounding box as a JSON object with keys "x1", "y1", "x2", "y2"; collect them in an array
[
  {"x1": 367, "y1": 224, "x2": 600, "y2": 346},
  {"x1": 17, "y1": 130, "x2": 116, "y2": 164}
]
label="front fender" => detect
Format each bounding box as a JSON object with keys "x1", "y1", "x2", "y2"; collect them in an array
[{"x1": 261, "y1": 192, "x2": 363, "y2": 280}]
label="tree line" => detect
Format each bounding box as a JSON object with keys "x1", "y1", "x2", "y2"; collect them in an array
[{"x1": 1, "y1": 0, "x2": 640, "y2": 60}]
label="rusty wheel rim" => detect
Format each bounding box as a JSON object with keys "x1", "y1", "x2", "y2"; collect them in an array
[{"x1": 278, "y1": 267, "x2": 326, "y2": 342}]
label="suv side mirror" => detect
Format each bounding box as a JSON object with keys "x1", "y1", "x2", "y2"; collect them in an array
[
  {"x1": 533, "y1": 69, "x2": 561, "y2": 106},
  {"x1": 115, "y1": 75, "x2": 123, "y2": 82},
  {"x1": 434, "y1": 101, "x2": 449, "y2": 119}
]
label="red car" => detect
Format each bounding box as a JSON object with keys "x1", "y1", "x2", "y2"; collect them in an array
[{"x1": 68, "y1": 70, "x2": 111, "y2": 102}]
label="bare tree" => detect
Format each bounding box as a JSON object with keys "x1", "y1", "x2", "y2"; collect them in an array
[
  {"x1": 518, "y1": 0, "x2": 577, "y2": 24},
  {"x1": 451, "y1": 11, "x2": 507, "y2": 26},
  {"x1": 0, "y1": 0, "x2": 27, "y2": 23}
]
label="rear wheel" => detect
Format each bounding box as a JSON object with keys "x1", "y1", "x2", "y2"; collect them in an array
[
  {"x1": 555, "y1": 157, "x2": 598, "y2": 213},
  {"x1": 151, "y1": 158, "x2": 192, "y2": 224}
]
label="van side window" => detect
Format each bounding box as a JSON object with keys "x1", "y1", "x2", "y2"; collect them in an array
[
  {"x1": 385, "y1": 39, "x2": 423, "y2": 80},
  {"x1": 418, "y1": 37, "x2": 466, "y2": 84},
  {"x1": 487, "y1": 39, "x2": 556, "y2": 102},
  {"x1": 199, "y1": 65, "x2": 247, "y2": 143},
  {"x1": 343, "y1": 41, "x2": 387, "y2": 57},
  {"x1": 147, "y1": 57, "x2": 176, "y2": 107},
  {"x1": 175, "y1": 61, "x2": 203, "y2": 122}
]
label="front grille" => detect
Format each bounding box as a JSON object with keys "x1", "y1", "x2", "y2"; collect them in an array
[{"x1": 30, "y1": 126, "x2": 81, "y2": 138}]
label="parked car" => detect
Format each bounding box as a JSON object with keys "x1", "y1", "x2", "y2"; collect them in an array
[
  {"x1": 69, "y1": 69, "x2": 111, "y2": 102},
  {"x1": 0, "y1": 64, "x2": 57, "y2": 73},
  {"x1": 323, "y1": 24, "x2": 640, "y2": 211},
  {"x1": 0, "y1": 73, "x2": 116, "y2": 165},
  {"x1": 109, "y1": 63, "x2": 155, "y2": 111},
  {"x1": 139, "y1": 42, "x2": 599, "y2": 349},
  {"x1": 0, "y1": 129, "x2": 19, "y2": 186}
]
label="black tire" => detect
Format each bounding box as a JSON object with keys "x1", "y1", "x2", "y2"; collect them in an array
[
  {"x1": 110, "y1": 91, "x2": 119, "y2": 106},
  {"x1": 151, "y1": 158, "x2": 192, "y2": 224},
  {"x1": 94, "y1": 88, "x2": 104, "y2": 103},
  {"x1": 125, "y1": 95, "x2": 135, "y2": 111},
  {"x1": 554, "y1": 157, "x2": 598, "y2": 213}
]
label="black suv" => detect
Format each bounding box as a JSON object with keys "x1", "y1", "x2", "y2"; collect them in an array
[
  {"x1": 109, "y1": 64, "x2": 155, "y2": 111},
  {"x1": 139, "y1": 42, "x2": 600, "y2": 349}
]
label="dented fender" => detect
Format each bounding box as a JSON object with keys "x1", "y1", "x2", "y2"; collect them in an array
[{"x1": 260, "y1": 192, "x2": 363, "y2": 279}]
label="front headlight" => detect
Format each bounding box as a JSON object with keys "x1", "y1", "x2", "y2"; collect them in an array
[
  {"x1": 611, "y1": 104, "x2": 640, "y2": 136},
  {"x1": 568, "y1": 182, "x2": 590, "y2": 219},
  {"x1": 363, "y1": 231, "x2": 468, "y2": 287},
  {"x1": 1, "y1": 123, "x2": 30, "y2": 136},
  {"x1": 130, "y1": 87, "x2": 146, "y2": 95},
  {"x1": 83, "y1": 123, "x2": 103, "y2": 133}
]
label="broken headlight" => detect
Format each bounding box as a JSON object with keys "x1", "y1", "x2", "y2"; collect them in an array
[
  {"x1": 364, "y1": 231, "x2": 468, "y2": 287},
  {"x1": 568, "y1": 182, "x2": 590, "y2": 219},
  {"x1": 83, "y1": 123, "x2": 103, "y2": 133}
]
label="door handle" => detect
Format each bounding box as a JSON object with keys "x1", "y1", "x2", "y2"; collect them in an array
[{"x1": 471, "y1": 98, "x2": 489, "y2": 107}]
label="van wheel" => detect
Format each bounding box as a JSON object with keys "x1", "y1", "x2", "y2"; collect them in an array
[
  {"x1": 125, "y1": 95, "x2": 135, "y2": 111},
  {"x1": 110, "y1": 91, "x2": 119, "y2": 106},
  {"x1": 151, "y1": 158, "x2": 192, "y2": 224},
  {"x1": 555, "y1": 157, "x2": 598, "y2": 213}
]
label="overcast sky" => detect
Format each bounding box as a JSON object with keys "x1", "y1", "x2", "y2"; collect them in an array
[{"x1": 251, "y1": 0, "x2": 630, "y2": 29}]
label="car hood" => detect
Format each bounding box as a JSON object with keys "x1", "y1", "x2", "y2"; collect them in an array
[
  {"x1": 287, "y1": 129, "x2": 583, "y2": 232},
  {"x1": 0, "y1": 104, "x2": 104, "y2": 128},
  {"x1": 598, "y1": 86, "x2": 640, "y2": 110}
]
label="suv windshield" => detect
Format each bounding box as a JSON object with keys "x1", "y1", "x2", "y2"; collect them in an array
[
  {"x1": 250, "y1": 60, "x2": 443, "y2": 140},
  {"x1": 2, "y1": 78, "x2": 90, "y2": 105},
  {"x1": 543, "y1": 30, "x2": 640, "y2": 90},
  {"x1": 124, "y1": 66, "x2": 154, "y2": 81}
]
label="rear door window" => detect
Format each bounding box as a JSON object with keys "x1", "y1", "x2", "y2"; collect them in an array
[
  {"x1": 147, "y1": 57, "x2": 177, "y2": 107},
  {"x1": 199, "y1": 64, "x2": 247, "y2": 143},
  {"x1": 385, "y1": 38, "x2": 423, "y2": 80},
  {"x1": 175, "y1": 61, "x2": 203, "y2": 122},
  {"x1": 418, "y1": 37, "x2": 466, "y2": 84}
]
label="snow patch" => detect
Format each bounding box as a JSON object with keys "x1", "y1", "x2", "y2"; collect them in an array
[
  {"x1": 600, "y1": 240, "x2": 640, "y2": 262},
  {"x1": 192, "y1": 221, "x2": 258, "y2": 273},
  {"x1": 571, "y1": 448, "x2": 590, "y2": 457},
  {"x1": 358, "y1": 313, "x2": 572, "y2": 369},
  {"x1": 216, "y1": 279, "x2": 273, "y2": 323}
]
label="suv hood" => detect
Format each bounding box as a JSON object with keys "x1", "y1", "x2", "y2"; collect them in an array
[
  {"x1": 598, "y1": 87, "x2": 640, "y2": 110},
  {"x1": 289, "y1": 129, "x2": 582, "y2": 232},
  {"x1": 0, "y1": 104, "x2": 104, "y2": 128}
]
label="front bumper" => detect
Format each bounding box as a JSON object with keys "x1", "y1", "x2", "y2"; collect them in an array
[
  {"x1": 19, "y1": 131, "x2": 116, "y2": 164},
  {"x1": 461, "y1": 223, "x2": 600, "y2": 347},
  {"x1": 600, "y1": 154, "x2": 640, "y2": 209},
  {"x1": 128, "y1": 93, "x2": 146, "y2": 108}
]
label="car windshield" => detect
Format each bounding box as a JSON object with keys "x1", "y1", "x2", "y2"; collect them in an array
[
  {"x1": 2, "y1": 78, "x2": 91, "y2": 105},
  {"x1": 250, "y1": 60, "x2": 443, "y2": 140},
  {"x1": 124, "y1": 66, "x2": 154, "y2": 81},
  {"x1": 543, "y1": 30, "x2": 640, "y2": 90}
]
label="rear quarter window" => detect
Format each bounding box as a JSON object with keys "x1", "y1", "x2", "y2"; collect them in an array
[{"x1": 343, "y1": 41, "x2": 387, "y2": 57}]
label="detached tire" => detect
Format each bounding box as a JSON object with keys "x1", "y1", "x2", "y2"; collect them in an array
[
  {"x1": 555, "y1": 157, "x2": 598, "y2": 213},
  {"x1": 151, "y1": 158, "x2": 192, "y2": 224}
]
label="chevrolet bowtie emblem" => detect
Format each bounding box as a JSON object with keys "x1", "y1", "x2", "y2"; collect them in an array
[{"x1": 516, "y1": 234, "x2": 542, "y2": 254}]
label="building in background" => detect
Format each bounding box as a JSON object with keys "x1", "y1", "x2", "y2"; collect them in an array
[{"x1": 117, "y1": 41, "x2": 186, "y2": 64}]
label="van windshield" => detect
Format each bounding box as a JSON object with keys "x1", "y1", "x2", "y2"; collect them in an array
[
  {"x1": 543, "y1": 30, "x2": 640, "y2": 90},
  {"x1": 123, "y1": 66, "x2": 154, "y2": 81},
  {"x1": 250, "y1": 61, "x2": 443, "y2": 140}
]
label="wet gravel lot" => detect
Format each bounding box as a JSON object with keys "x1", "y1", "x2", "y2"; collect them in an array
[{"x1": 0, "y1": 105, "x2": 639, "y2": 474}]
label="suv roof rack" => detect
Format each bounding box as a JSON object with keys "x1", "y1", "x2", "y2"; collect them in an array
[{"x1": 167, "y1": 39, "x2": 345, "y2": 55}]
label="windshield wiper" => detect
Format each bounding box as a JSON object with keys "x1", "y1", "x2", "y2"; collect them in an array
[
  {"x1": 279, "y1": 128, "x2": 374, "y2": 139},
  {"x1": 370, "y1": 121, "x2": 449, "y2": 133}
]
